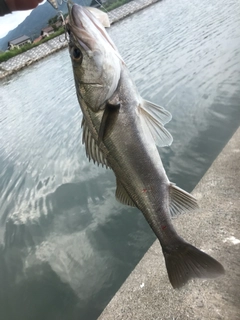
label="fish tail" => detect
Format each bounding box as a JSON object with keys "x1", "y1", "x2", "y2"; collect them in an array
[{"x1": 162, "y1": 240, "x2": 225, "y2": 289}]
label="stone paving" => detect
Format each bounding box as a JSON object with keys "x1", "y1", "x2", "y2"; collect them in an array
[
  {"x1": 108, "y1": 0, "x2": 159, "y2": 23},
  {"x1": 0, "y1": 0, "x2": 160, "y2": 79}
]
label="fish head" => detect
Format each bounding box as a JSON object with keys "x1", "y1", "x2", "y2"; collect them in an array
[{"x1": 67, "y1": 4, "x2": 123, "y2": 112}]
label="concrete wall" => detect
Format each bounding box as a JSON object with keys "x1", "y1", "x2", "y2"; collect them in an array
[{"x1": 0, "y1": 35, "x2": 68, "y2": 79}]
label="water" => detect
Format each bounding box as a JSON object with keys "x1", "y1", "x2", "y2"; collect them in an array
[{"x1": 0, "y1": 0, "x2": 240, "y2": 318}]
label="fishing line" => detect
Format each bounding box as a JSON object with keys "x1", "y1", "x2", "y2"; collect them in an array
[
  {"x1": 47, "y1": 0, "x2": 70, "y2": 43},
  {"x1": 47, "y1": 0, "x2": 116, "y2": 43},
  {"x1": 58, "y1": 11, "x2": 70, "y2": 43},
  {"x1": 96, "y1": 0, "x2": 118, "y2": 21}
]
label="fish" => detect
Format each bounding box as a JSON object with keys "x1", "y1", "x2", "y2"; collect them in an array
[{"x1": 66, "y1": 3, "x2": 225, "y2": 288}]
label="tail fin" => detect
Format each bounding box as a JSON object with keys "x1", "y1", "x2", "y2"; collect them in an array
[{"x1": 162, "y1": 241, "x2": 225, "y2": 289}]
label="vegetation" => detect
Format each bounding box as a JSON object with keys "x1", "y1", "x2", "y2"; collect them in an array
[
  {"x1": 48, "y1": 12, "x2": 68, "y2": 26},
  {"x1": 0, "y1": 27, "x2": 64, "y2": 63},
  {"x1": 48, "y1": 14, "x2": 59, "y2": 25},
  {"x1": 102, "y1": 0, "x2": 132, "y2": 11}
]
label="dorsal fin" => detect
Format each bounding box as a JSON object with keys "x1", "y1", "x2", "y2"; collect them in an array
[
  {"x1": 139, "y1": 99, "x2": 173, "y2": 147},
  {"x1": 81, "y1": 118, "x2": 109, "y2": 168}
]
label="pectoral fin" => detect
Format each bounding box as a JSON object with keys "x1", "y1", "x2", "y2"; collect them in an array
[
  {"x1": 98, "y1": 101, "x2": 121, "y2": 145},
  {"x1": 139, "y1": 99, "x2": 173, "y2": 147},
  {"x1": 82, "y1": 117, "x2": 109, "y2": 168}
]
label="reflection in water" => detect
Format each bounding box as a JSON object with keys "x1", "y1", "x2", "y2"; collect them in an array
[
  {"x1": 0, "y1": 247, "x2": 80, "y2": 320},
  {"x1": 0, "y1": 0, "x2": 240, "y2": 318},
  {"x1": 168, "y1": 87, "x2": 240, "y2": 191}
]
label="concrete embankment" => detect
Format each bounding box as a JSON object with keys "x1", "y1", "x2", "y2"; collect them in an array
[
  {"x1": 0, "y1": 35, "x2": 67, "y2": 79},
  {"x1": 0, "y1": 0, "x2": 159, "y2": 79},
  {"x1": 99, "y1": 126, "x2": 240, "y2": 320}
]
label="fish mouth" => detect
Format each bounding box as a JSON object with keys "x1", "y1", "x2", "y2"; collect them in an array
[
  {"x1": 67, "y1": 4, "x2": 95, "y2": 51},
  {"x1": 68, "y1": 3, "x2": 85, "y2": 29},
  {"x1": 67, "y1": 3, "x2": 121, "y2": 56}
]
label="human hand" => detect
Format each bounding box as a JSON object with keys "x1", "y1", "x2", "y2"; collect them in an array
[{"x1": 5, "y1": 0, "x2": 43, "y2": 11}]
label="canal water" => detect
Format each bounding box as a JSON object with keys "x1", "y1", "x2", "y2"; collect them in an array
[{"x1": 0, "y1": 0, "x2": 240, "y2": 319}]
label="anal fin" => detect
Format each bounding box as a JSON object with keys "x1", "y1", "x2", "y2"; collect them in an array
[
  {"x1": 81, "y1": 117, "x2": 109, "y2": 168},
  {"x1": 116, "y1": 179, "x2": 136, "y2": 207}
]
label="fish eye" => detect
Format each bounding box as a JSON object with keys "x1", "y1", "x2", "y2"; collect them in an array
[{"x1": 71, "y1": 47, "x2": 82, "y2": 62}]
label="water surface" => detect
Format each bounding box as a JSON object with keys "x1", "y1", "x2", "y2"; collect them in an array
[{"x1": 0, "y1": 0, "x2": 240, "y2": 318}]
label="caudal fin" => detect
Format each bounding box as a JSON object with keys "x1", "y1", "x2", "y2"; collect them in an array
[{"x1": 162, "y1": 241, "x2": 225, "y2": 289}]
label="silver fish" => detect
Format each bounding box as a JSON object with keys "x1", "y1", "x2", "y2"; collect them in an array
[{"x1": 66, "y1": 3, "x2": 224, "y2": 288}]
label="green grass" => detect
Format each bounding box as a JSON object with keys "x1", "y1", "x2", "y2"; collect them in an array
[
  {"x1": 102, "y1": 0, "x2": 132, "y2": 11},
  {"x1": 0, "y1": 27, "x2": 65, "y2": 63}
]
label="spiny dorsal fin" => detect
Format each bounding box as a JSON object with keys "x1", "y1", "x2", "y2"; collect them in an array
[
  {"x1": 81, "y1": 118, "x2": 109, "y2": 168},
  {"x1": 139, "y1": 99, "x2": 173, "y2": 147},
  {"x1": 116, "y1": 179, "x2": 136, "y2": 207},
  {"x1": 169, "y1": 183, "x2": 199, "y2": 217}
]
